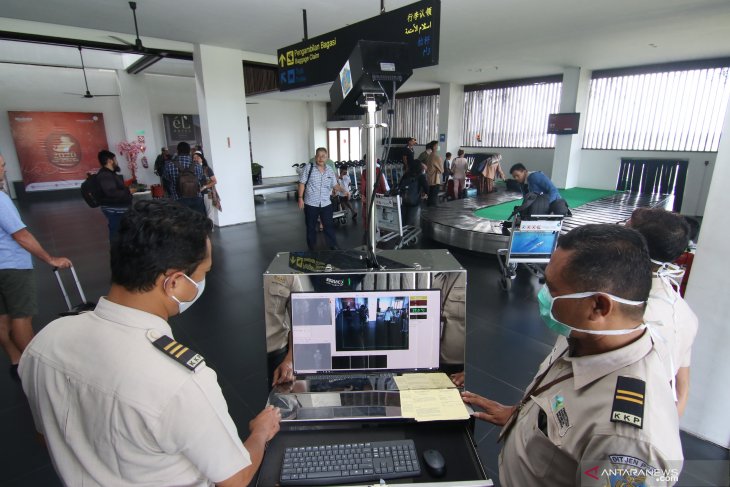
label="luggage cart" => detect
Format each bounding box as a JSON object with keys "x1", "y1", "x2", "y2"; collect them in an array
[
  {"x1": 374, "y1": 194, "x2": 422, "y2": 249},
  {"x1": 497, "y1": 216, "x2": 563, "y2": 291},
  {"x1": 330, "y1": 195, "x2": 348, "y2": 225},
  {"x1": 347, "y1": 162, "x2": 361, "y2": 201}
]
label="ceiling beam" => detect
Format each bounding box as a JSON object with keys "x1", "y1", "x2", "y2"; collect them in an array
[{"x1": 0, "y1": 30, "x2": 192, "y2": 61}]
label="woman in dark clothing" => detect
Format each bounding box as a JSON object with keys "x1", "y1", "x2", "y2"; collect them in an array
[{"x1": 397, "y1": 161, "x2": 429, "y2": 227}]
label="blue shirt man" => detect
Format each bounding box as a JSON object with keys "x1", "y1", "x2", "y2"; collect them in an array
[
  {"x1": 0, "y1": 152, "x2": 72, "y2": 381},
  {"x1": 509, "y1": 163, "x2": 561, "y2": 203},
  {"x1": 511, "y1": 166, "x2": 560, "y2": 203}
]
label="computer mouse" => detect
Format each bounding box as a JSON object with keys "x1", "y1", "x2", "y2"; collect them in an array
[{"x1": 422, "y1": 448, "x2": 446, "y2": 477}]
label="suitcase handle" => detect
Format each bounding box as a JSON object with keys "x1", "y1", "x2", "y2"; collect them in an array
[{"x1": 53, "y1": 266, "x2": 88, "y2": 310}]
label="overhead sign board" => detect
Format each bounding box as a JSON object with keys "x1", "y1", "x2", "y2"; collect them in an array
[{"x1": 277, "y1": 0, "x2": 440, "y2": 91}]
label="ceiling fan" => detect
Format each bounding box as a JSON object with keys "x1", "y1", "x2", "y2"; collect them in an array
[
  {"x1": 109, "y1": 1, "x2": 167, "y2": 74},
  {"x1": 109, "y1": 2, "x2": 147, "y2": 53},
  {"x1": 64, "y1": 47, "x2": 119, "y2": 98}
]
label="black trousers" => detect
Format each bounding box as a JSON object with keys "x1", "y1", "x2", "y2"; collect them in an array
[
  {"x1": 304, "y1": 203, "x2": 337, "y2": 250},
  {"x1": 401, "y1": 204, "x2": 421, "y2": 227},
  {"x1": 427, "y1": 185, "x2": 440, "y2": 207}
]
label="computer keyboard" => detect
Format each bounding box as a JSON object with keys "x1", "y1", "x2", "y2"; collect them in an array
[{"x1": 279, "y1": 439, "x2": 421, "y2": 486}]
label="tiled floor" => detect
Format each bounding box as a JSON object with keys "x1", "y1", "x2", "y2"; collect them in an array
[{"x1": 1, "y1": 193, "x2": 727, "y2": 486}]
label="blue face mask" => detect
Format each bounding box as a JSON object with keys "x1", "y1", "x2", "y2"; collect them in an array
[{"x1": 537, "y1": 285, "x2": 646, "y2": 337}]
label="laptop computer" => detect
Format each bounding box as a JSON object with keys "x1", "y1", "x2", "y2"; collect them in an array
[
  {"x1": 290, "y1": 289, "x2": 442, "y2": 377},
  {"x1": 507, "y1": 215, "x2": 563, "y2": 264}
]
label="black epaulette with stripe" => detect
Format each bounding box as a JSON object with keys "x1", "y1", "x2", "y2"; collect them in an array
[
  {"x1": 610, "y1": 376, "x2": 646, "y2": 429},
  {"x1": 152, "y1": 335, "x2": 205, "y2": 371}
]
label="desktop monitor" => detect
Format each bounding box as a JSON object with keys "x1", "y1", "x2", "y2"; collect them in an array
[
  {"x1": 290, "y1": 289, "x2": 441, "y2": 375},
  {"x1": 508, "y1": 216, "x2": 563, "y2": 263}
]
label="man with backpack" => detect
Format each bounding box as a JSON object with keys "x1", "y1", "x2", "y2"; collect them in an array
[
  {"x1": 163, "y1": 142, "x2": 206, "y2": 216},
  {"x1": 96, "y1": 150, "x2": 134, "y2": 241},
  {"x1": 397, "y1": 160, "x2": 428, "y2": 227}
]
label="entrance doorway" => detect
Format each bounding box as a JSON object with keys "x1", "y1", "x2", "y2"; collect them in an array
[{"x1": 327, "y1": 128, "x2": 362, "y2": 162}]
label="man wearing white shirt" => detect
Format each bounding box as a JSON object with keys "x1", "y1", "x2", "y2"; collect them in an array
[
  {"x1": 628, "y1": 207, "x2": 698, "y2": 415},
  {"x1": 20, "y1": 200, "x2": 280, "y2": 486}
]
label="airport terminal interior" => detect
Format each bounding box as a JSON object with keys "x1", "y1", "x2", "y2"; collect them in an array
[{"x1": 1, "y1": 0, "x2": 730, "y2": 486}]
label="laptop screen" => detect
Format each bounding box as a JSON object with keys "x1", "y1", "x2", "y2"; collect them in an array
[
  {"x1": 290, "y1": 289, "x2": 442, "y2": 375},
  {"x1": 508, "y1": 216, "x2": 563, "y2": 263}
]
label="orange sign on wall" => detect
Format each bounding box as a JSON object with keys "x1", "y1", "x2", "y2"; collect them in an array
[{"x1": 8, "y1": 111, "x2": 109, "y2": 192}]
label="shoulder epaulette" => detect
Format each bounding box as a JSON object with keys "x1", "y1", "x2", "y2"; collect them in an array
[
  {"x1": 151, "y1": 335, "x2": 205, "y2": 371},
  {"x1": 610, "y1": 376, "x2": 645, "y2": 429}
]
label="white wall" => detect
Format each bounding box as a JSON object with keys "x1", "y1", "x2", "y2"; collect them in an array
[
  {"x1": 578, "y1": 150, "x2": 716, "y2": 216},
  {"x1": 143, "y1": 74, "x2": 199, "y2": 154},
  {"x1": 681, "y1": 101, "x2": 730, "y2": 448},
  {"x1": 247, "y1": 100, "x2": 310, "y2": 177},
  {"x1": 0, "y1": 63, "x2": 126, "y2": 197}
]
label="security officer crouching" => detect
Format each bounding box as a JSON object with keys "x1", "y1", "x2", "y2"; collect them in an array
[
  {"x1": 462, "y1": 224, "x2": 683, "y2": 486},
  {"x1": 20, "y1": 200, "x2": 280, "y2": 486}
]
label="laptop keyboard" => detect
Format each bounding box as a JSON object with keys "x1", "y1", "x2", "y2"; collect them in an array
[{"x1": 279, "y1": 439, "x2": 421, "y2": 485}]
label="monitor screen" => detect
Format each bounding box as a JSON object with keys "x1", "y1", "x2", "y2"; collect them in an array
[
  {"x1": 290, "y1": 289, "x2": 441, "y2": 375},
  {"x1": 509, "y1": 218, "x2": 562, "y2": 263},
  {"x1": 547, "y1": 112, "x2": 580, "y2": 134}
]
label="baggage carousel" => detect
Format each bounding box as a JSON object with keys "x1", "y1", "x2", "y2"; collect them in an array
[{"x1": 421, "y1": 189, "x2": 672, "y2": 254}]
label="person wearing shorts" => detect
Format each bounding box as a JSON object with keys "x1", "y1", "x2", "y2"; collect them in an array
[{"x1": 0, "y1": 153, "x2": 72, "y2": 381}]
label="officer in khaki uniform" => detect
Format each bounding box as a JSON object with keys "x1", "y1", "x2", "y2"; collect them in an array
[
  {"x1": 463, "y1": 224, "x2": 684, "y2": 486},
  {"x1": 264, "y1": 274, "x2": 313, "y2": 386}
]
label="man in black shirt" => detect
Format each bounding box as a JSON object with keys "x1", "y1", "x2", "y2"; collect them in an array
[{"x1": 97, "y1": 150, "x2": 134, "y2": 241}]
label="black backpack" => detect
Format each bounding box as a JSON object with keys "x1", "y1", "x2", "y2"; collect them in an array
[
  {"x1": 80, "y1": 173, "x2": 101, "y2": 208},
  {"x1": 175, "y1": 160, "x2": 200, "y2": 198},
  {"x1": 513, "y1": 192, "x2": 551, "y2": 220},
  {"x1": 398, "y1": 174, "x2": 421, "y2": 207}
]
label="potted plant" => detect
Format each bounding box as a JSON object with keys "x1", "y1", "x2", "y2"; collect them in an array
[{"x1": 251, "y1": 162, "x2": 263, "y2": 185}]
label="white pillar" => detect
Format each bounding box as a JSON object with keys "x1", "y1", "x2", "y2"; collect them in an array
[
  {"x1": 680, "y1": 100, "x2": 730, "y2": 448},
  {"x1": 193, "y1": 44, "x2": 255, "y2": 226},
  {"x1": 116, "y1": 71, "x2": 157, "y2": 185},
  {"x1": 306, "y1": 102, "x2": 327, "y2": 157},
  {"x1": 437, "y1": 83, "x2": 464, "y2": 156},
  {"x1": 551, "y1": 66, "x2": 591, "y2": 188}
]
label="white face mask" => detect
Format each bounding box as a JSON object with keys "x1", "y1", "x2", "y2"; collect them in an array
[
  {"x1": 651, "y1": 259, "x2": 685, "y2": 299},
  {"x1": 537, "y1": 285, "x2": 646, "y2": 337},
  {"x1": 166, "y1": 274, "x2": 206, "y2": 314}
]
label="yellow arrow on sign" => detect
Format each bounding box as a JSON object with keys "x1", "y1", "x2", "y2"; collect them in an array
[{"x1": 278, "y1": 54, "x2": 286, "y2": 67}]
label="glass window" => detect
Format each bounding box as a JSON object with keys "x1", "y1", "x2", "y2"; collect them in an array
[
  {"x1": 462, "y1": 78, "x2": 562, "y2": 148},
  {"x1": 583, "y1": 65, "x2": 730, "y2": 151}
]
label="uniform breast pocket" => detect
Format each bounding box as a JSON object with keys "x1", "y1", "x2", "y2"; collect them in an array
[
  {"x1": 521, "y1": 402, "x2": 558, "y2": 478},
  {"x1": 266, "y1": 281, "x2": 291, "y2": 315}
]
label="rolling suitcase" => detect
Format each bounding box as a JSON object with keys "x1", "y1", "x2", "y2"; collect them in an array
[{"x1": 53, "y1": 266, "x2": 96, "y2": 317}]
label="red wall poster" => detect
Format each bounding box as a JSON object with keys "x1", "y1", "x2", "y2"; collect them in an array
[{"x1": 8, "y1": 111, "x2": 109, "y2": 192}]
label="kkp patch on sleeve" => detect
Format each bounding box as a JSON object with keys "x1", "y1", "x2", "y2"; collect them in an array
[{"x1": 610, "y1": 376, "x2": 645, "y2": 429}]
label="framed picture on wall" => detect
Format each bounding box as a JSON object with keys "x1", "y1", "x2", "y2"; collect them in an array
[
  {"x1": 163, "y1": 114, "x2": 202, "y2": 151},
  {"x1": 8, "y1": 111, "x2": 109, "y2": 192}
]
